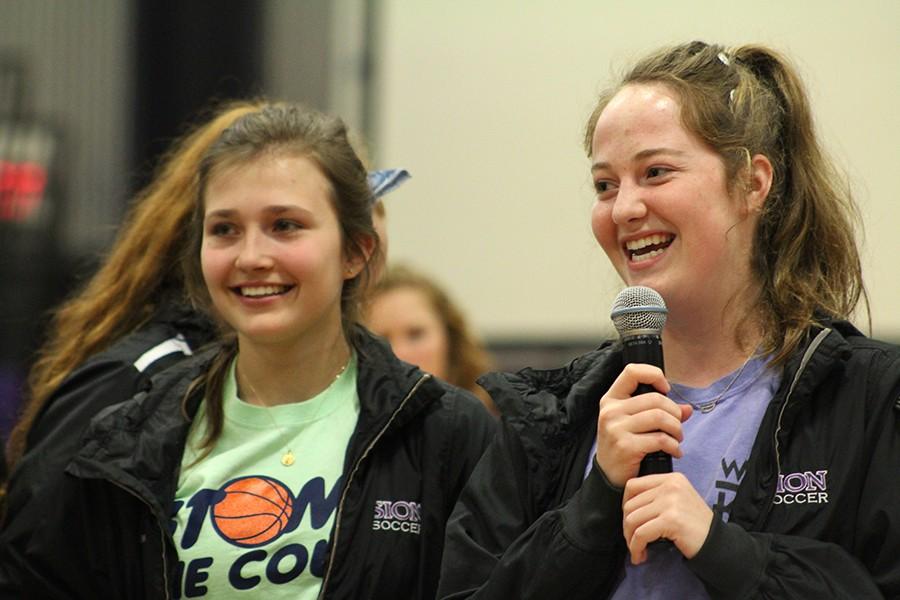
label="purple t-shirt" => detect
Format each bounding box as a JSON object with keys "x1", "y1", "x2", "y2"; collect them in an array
[{"x1": 586, "y1": 355, "x2": 780, "y2": 599}]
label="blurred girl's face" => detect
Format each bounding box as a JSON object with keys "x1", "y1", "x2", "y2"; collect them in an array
[
  {"x1": 366, "y1": 285, "x2": 450, "y2": 380},
  {"x1": 200, "y1": 154, "x2": 363, "y2": 349},
  {"x1": 589, "y1": 83, "x2": 761, "y2": 321}
]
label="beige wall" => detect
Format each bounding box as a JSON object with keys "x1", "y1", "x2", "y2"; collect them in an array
[{"x1": 374, "y1": 0, "x2": 900, "y2": 341}]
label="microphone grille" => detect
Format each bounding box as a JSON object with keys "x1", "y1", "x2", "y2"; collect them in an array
[{"x1": 610, "y1": 286, "x2": 668, "y2": 335}]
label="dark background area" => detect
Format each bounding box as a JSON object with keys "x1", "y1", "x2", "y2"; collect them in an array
[
  {"x1": 0, "y1": 0, "x2": 595, "y2": 441},
  {"x1": 0, "y1": 1, "x2": 323, "y2": 437}
]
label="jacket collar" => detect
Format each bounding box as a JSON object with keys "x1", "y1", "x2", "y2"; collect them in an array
[
  {"x1": 68, "y1": 327, "x2": 443, "y2": 514},
  {"x1": 349, "y1": 326, "x2": 444, "y2": 443},
  {"x1": 479, "y1": 341, "x2": 620, "y2": 443},
  {"x1": 481, "y1": 320, "x2": 861, "y2": 444}
]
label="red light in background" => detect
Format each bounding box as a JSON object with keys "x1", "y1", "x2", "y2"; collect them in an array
[{"x1": 0, "y1": 160, "x2": 48, "y2": 222}]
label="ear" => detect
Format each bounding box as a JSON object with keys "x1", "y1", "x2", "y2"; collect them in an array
[
  {"x1": 343, "y1": 234, "x2": 376, "y2": 280},
  {"x1": 745, "y1": 153, "x2": 773, "y2": 212}
]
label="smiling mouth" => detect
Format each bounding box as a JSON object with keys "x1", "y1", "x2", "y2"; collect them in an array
[
  {"x1": 625, "y1": 234, "x2": 675, "y2": 263},
  {"x1": 234, "y1": 285, "x2": 294, "y2": 298}
]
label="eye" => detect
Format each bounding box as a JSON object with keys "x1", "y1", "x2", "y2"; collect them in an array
[
  {"x1": 593, "y1": 178, "x2": 618, "y2": 200},
  {"x1": 406, "y1": 326, "x2": 426, "y2": 342},
  {"x1": 207, "y1": 221, "x2": 237, "y2": 237},
  {"x1": 646, "y1": 166, "x2": 672, "y2": 179},
  {"x1": 273, "y1": 218, "x2": 302, "y2": 233}
]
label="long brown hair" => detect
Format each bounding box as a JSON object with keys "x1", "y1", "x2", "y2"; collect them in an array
[
  {"x1": 181, "y1": 103, "x2": 381, "y2": 452},
  {"x1": 584, "y1": 42, "x2": 867, "y2": 364},
  {"x1": 365, "y1": 265, "x2": 496, "y2": 413},
  {"x1": 6, "y1": 100, "x2": 263, "y2": 469}
]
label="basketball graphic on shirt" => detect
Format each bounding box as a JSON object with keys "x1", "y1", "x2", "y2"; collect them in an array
[{"x1": 211, "y1": 476, "x2": 295, "y2": 547}]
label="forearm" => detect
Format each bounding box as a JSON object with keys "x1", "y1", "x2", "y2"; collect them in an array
[{"x1": 688, "y1": 518, "x2": 883, "y2": 599}]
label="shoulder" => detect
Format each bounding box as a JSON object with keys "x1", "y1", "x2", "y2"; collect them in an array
[
  {"x1": 841, "y1": 331, "x2": 900, "y2": 414},
  {"x1": 353, "y1": 327, "x2": 497, "y2": 447},
  {"x1": 479, "y1": 342, "x2": 620, "y2": 433},
  {"x1": 795, "y1": 322, "x2": 900, "y2": 420},
  {"x1": 827, "y1": 321, "x2": 900, "y2": 384},
  {"x1": 432, "y1": 379, "x2": 497, "y2": 439},
  {"x1": 37, "y1": 319, "x2": 211, "y2": 430},
  {"x1": 115, "y1": 344, "x2": 221, "y2": 420},
  {"x1": 840, "y1": 326, "x2": 900, "y2": 363}
]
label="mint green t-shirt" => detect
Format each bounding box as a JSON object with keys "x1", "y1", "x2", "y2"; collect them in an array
[{"x1": 171, "y1": 355, "x2": 360, "y2": 598}]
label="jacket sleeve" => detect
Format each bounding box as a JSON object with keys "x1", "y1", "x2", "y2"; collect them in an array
[
  {"x1": 0, "y1": 361, "x2": 147, "y2": 598},
  {"x1": 687, "y1": 352, "x2": 900, "y2": 599},
  {"x1": 438, "y1": 419, "x2": 627, "y2": 600},
  {"x1": 687, "y1": 519, "x2": 886, "y2": 599}
]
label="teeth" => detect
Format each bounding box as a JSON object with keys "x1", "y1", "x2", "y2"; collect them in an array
[
  {"x1": 240, "y1": 285, "x2": 289, "y2": 297},
  {"x1": 632, "y1": 248, "x2": 665, "y2": 263},
  {"x1": 625, "y1": 234, "x2": 673, "y2": 251}
]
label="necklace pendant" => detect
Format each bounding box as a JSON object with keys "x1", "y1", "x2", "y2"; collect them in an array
[
  {"x1": 281, "y1": 451, "x2": 295, "y2": 466},
  {"x1": 699, "y1": 401, "x2": 717, "y2": 414}
]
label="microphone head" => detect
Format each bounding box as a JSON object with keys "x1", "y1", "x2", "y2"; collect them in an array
[{"x1": 610, "y1": 286, "x2": 668, "y2": 336}]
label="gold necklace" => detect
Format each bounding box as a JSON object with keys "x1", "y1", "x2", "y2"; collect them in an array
[
  {"x1": 238, "y1": 357, "x2": 350, "y2": 466},
  {"x1": 667, "y1": 352, "x2": 757, "y2": 414}
]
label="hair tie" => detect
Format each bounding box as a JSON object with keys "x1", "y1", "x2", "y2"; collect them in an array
[
  {"x1": 717, "y1": 52, "x2": 738, "y2": 106},
  {"x1": 368, "y1": 169, "x2": 411, "y2": 203}
]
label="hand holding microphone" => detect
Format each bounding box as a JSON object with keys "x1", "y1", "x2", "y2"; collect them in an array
[
  {"x1": 598, "y1": 286, "x2": 703, "y2": 558},
  {"x1": 594, "y1": 286, "x2": 690, "y2": 487},
  {"x1": 611, "y1": 286, "x2": 674, "y2": 476}
]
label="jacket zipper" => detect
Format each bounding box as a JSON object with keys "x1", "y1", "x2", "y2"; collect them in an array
[
  {"x1": 105, "y1": 477, "x2": 172, "y2": 600},
  {"x1": 318, "y1": 373, "x2": 432, "y2": 599},
  {"x1": 758, "y1": 327, "x2": 831, "y2": 527}
]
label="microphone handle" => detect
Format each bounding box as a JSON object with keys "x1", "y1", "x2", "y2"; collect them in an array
[
  {"x1": 622, "y1": 334, "x2": 673, "y2": 475},
  {"x1": 635, "y1": 382, "x2": 673, "y2": 472}
]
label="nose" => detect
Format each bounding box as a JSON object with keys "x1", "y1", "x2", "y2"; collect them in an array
[
  {"x1": 610, "y1": 180, "x2": 647, "y2": 225},
  {"x1": 234, "y1": 230, "x2": 274, "y2": 271}
]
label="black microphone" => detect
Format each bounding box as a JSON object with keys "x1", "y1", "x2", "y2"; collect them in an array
[{"x1": 610, "y1": 286, "x2": 672, "y2": 476}]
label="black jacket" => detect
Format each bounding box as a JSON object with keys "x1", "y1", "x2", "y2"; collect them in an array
[
  {"x1": 438, "y1": 321, "x2": 900, "y2": 599},
  {"x1": 0, "y1": 328, "x2": 495, "y2": 599},
  {"x1": 15, "y1": 304, "x2": 215, "y2": 468}
]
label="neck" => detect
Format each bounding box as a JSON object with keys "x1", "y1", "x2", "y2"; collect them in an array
[
  {"x1": 236, "y1": 329, "x2": 351, "y2": 407},
  {"x1": 661, "y1": 303, "x2": 762, "y2": 388}
]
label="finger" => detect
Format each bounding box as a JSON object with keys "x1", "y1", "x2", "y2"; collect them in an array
[
  {"x1": 628, "y1": 520, "x2": 665, "y2": 564},
  {"x1": 627, "y1": 408, "x2": 686, "y2": 441},
  {"x1": 622, "y1": 474, "x2": 667, "y2": 505},
  {"x1": 603, "y1": 391, "x2": 683, "y2": 421},
  {"x1": 679, "y1": 403, "x2": 694, "y2": 422},
  {"x1": 631, "y1": 547, "x2": 648, "y2": 565},
  {"x1": 608, "y1": 363, "x2": 670, "y2": 399},
  {"x1": 622, "y1": 493, "x2": 658, "y2": 540},
  {"x1": 630, "y1": 430, "x2": 685, "y2": 460}
]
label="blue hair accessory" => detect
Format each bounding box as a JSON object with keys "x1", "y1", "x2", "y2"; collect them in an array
[{"x1": 367, "y1": 168, "x2": 411, "y2": 201}]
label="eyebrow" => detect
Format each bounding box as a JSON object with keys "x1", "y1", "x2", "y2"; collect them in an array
[
  {"x1": 591, "y1": 147, "x2": 687, "y2": 173},
  {"x1": 204, "y1": 204, "x2": 309, "y2": 220}
]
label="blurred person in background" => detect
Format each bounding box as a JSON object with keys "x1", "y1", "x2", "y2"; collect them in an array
[{"x1": 366, "y1": 264, "x2": 496, "y2": 415}]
